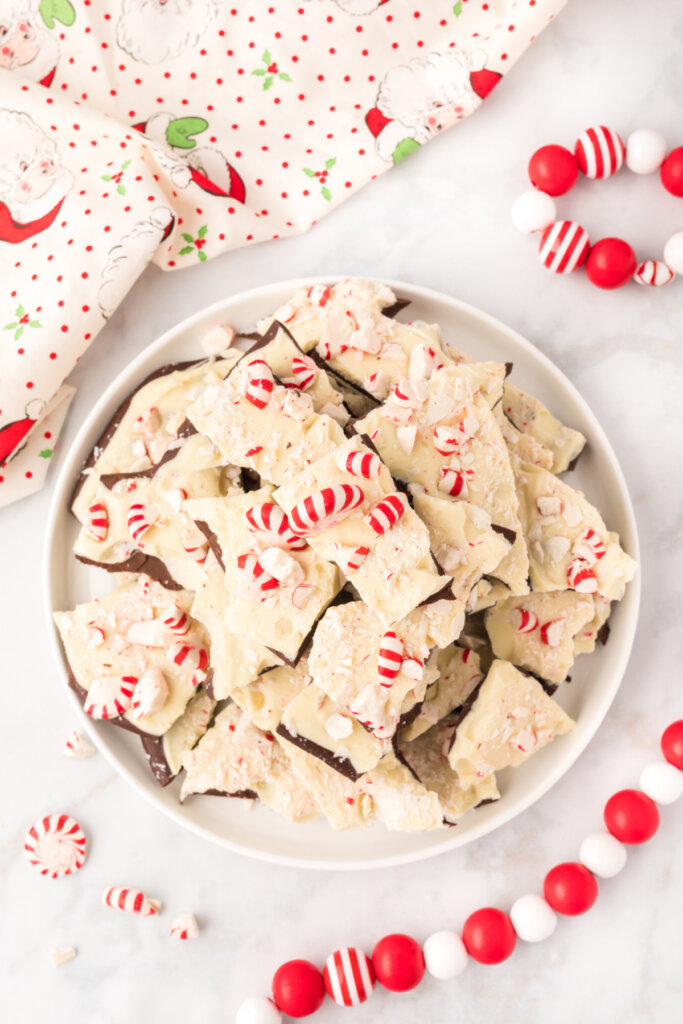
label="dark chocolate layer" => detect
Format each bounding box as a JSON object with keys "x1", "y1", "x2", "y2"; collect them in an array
[{"x1": 276, "y1": 722, "x2": 360, "y2": 782}]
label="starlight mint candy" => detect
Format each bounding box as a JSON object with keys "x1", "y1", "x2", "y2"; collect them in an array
[{"x1": 24, "y1": 814, "x2": 87, "y2": 879}]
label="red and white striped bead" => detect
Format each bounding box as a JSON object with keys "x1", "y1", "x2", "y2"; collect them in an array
[
  {"x1": 127, "y1": 502, "x2": 157, "y2": 543},
  {"x1": 323, "y1": 948, "x2": 376, "y2": 1007},
  {"x1": 244, "y1": 358, "x2": 274, "y2": 409},
  {"x1": 245, "y1": 502, "x2": 307, "y2": 550},
  {"x1": 236, "y1": 552, "x2": 281, "y2": 600},
  {"x1": 575, "y1": 125, "x2": 625, "y2": 179},
  {"x1": 540, "y1": 619, "x2": 566, "y2": 647},
  {"x1": 289, "y1": 355, "x2": 317, "y2": 391},
  {"x1": 339, "y1": 450, "x2": 382, "y2": 480},
  {"x1": 539, "y1": 221, "x2": 590, "y2": 274},
  {"x1": 567, "y1": 558, "x2": 599, "y2": 593},
  {"x1": 573, "y1": 528, "x2": 606, "y2": 565},
  {"x1": 634, "y1": 260, "x2": 675, "y2": 287},
  {"x1": 166, "y1": 641, "x2": 209, "y2": 672},
  {"x1": 392, "y1": 380, "x2": 429, "y2": 409},
  {"x1": 289, "y1": 485, "x2": 365, "y2": 535},
  {"x1": 183, "y1": 540, "x2": 209, "y2": 564},
  {"x1": 438, "y1": 467, "x2": 467, "y2": 497},
  {"x1": 84, "y1": 675, "x2": 137, "y2": 719},
  {"x1": 163, "y1": 604, "x2": 191, "y2": 635},
  {"x1": 85, "y1": 502, "x2": 109, "y2": 542},
  {"x1": 364, "y1": 492, "x2": 408, "y2": 535},
  {"x1": 378, "y1": 631, "x2": 404, "y2": 683},
  {"x1": 170, "y1": 913, "x2": 199, "y2": 940},
  {"x1": 24, "y1": 814, "x2": 87, "y2": 879},
  {"x1": 101, "y1": 887, "x2": 160, "y2": 917},
  {"x1": 339, "y1": 544, "x2": 370, "y2": 573},
  {"x1": 514, "y1": 608, "x2": 538, "y2": 634}
]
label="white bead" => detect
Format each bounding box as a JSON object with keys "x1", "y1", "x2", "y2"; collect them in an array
[
  {"x1": 509, "y1": 894, "x2": 557, "y2": 943},
  {"x1": 626, "y1": 129, "x2": 668, "y2": 174},
  {"x1": 663, "y1": 231, "x2": 683, "y2": 275},
  {"x1": 235, "y1": 996, "x2": 282, "y2": 1024},
  {"x1": 579, "y1": 831, "x2": 627, "y2": 878},
  {"x1": 512, "y1": 190, "x2": 557, "y2": 233},
  {"x1": 640, "y1": 761, "x2": 683, "y2": 805},
  {"x1": 423, "y1": 930, "x2": 469, "y2": 979}
]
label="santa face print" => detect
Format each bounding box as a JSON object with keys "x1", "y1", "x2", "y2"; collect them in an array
[
  {"x1": 0, "y1": 16, "x2": 39, "y2": 69},
  {"x1": 116, "y1": 0, "x2": 222, "y2": 65},
  {"x1": 0, "y1": 109, "x2": 73, "y2": 241},
  {"x1": 11, "y1": 153, "x2": 57, "y2": 205},
  {"x1": 0, "y1": 4, "x2": 60, "y2": 85}
]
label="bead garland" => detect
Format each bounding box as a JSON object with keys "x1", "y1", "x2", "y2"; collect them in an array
[
  {"x1": 235, "y1": 721, "x2": 683, "y2": 1023},
  {"x1": 513, "y1": 127, "x2": 683, "y2": 289}
]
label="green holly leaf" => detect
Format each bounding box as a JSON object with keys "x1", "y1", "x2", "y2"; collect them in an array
[
  {"x1": 325, "y1": 158, "x2": 336, "y2": 170},
  {"x1": 302, "y1": 167, "x2": 316, "y2": 178},
  {"x1": 198, "y1": 250, "x2": 207, "y2": 262},
  {"x1": 197, "y1": 225, "x2": 208, "y2": 239},
  {"x1": 165, "y1": 116, "x2": 208, "y2": 151},
  {"x1": 321, "y1": 186, "x2": 332, "y2": 201},
  {"x1": 29, "y1": 321, "x2": 42, "y2": 328},
  {"x1": 116, "y1": 184, "x2": 126, "y2": 195},
  {"x1": 101, "y1": 174, "x2": 112, "y2": 182},
  {"x1": 179, "y1": 246, "x2": 194, "y2": 256},
  {"x1": 39, "y1": 0, "x2": 75, "y2": 30},
  {"x1": 392, "y1": 137, "x2": 421, "y2": 164},
  {"x1": 262, "y1": 49, "x2": 272, "y2": 66},
  {"x1": 121, "y1": 159, "x2": 131, "y2": 171},
  {"x1": 39, "y1": 448, "x2": 53, "y2": 459},
  {"x1": 181, "y1": 232, "x2": 194, "y2": 243},
  {"x1": 16, "y1": 304, "x2": 24, "y2": 317},
  {"x1": 453, "y1": 0, "x2": 463, "y2": 15},
  {"x1": 279, "y1": 73, "x2": 292, "y2": 83},
  {"x1": 263, "y1": 76, "x2": 274, "y2": 91},
  {"x1": 4, "y1": 322, "x2": 17, "y2": 331},
  {"x1": 252, "y1": 68, "x2": 267, "y2": 76},
  {"x1": 15, "y1": 326, "x2": 24, "y2": 340}
]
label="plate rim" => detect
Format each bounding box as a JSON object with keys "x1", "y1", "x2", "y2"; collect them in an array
[{"x1": 43, "y1": 275, "x2": 641, "y2": 870}]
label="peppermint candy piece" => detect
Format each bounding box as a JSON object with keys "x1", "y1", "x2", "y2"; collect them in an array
[
  {"x1": 409, "y1": 344, "x2": 444, "y2": 382},
  {"x1": 101, "y1": 887, "x2": 161, "y2": 917},
  {"x1": 63, "y1": 731, "x2": 96, "y2": 759},
  {"x1": 259, "y1": 547, "x2": 305, "y2": 586},
  {"x1": 634, "y1": 260, "x2": 675, "y2": 287},
  {"x1": 24, "y1": 814, "x2": 87, "y2": 879},
  {"x1": 307, "y1": 283, "x2": 331, "y2": 306},
  {"x1": 201, "y1": 325, "x2": 235, "y2": 356},
  {"x1": 48, "y1": 947, "x2": 77, "y2": 967},
  {"x1": 339, "y1": 450, "x2": 382, "y2": 480},
  {"x1": 244, "y1": 445, "x2": 263, "y2": 457},
  {"x1": 244, "y1": 358, "x2": 274, "y2": 409},
  {"x1": 323, "y1": 947, "x2": 376, "y2": 1007},
  {"x1": 127, "y1": 617, "x2": 168, "y2": 647},
  {"x1": 514, "y1": 609, "x2": 538, "y2": 634},
  {"x1": 364, "y1": 492, "x2": 408, "y2": 536},
  {"x1": 127, "y1": 501, "x2": 158, "y2": 543},
  {"x1": 291, "y1": 582, "x2": 316, "y2": 609},
  {"x1": 363, "y1": 371, "x2": 389, "y2": 399},
  {"x1": 438, "y1": 467, "x2": 467, "y2": 497},
  {"x1": 573, "y1": 528, "x2": 606, "y2": 565},
  {"x1": 392, "y1": 379, "x2": 429, "y2": 409},
  {"x1": 289, "y1": 355, "x2": 317, "y2": 391},
  {"x1": 567, "y1": 557, "x2": 599, "y2": 593},
  {"x1": 402, "y1": 656, "x2": 424, "y2": 680},
  {"x1": 183, "y1": 541, "x2": 209, "y2": 564},
  {"x1": 539, "y1": 221, "x2": 590, "y2": 274},
  {"x1": 378, "y1": 631, "x2": 404, "y2": 683},
  {"x1": 85, "y1": 502, "x2": 109, "y2": 542},
  {"x1": 575, "y1": 125, "x2": 625, "y2": 179},
  {"x1": 540, "y1": 619, "x2": 566, "y2": 647},
  {"x1": 339, "y1": 544, "x2": 370, "y2": 573},
  {"x1": 245, "y1": 502, "x2": 307, "y2": 550},
  {"x1": 163, "y1": 604, "x2": 191, "y2": 635},
  {"x1": 170, "y1": 913, "x2": 199, "y2": 940},
  {"x1": 131, "y1": 406, "x2": 162, "y2": 436},
  {"x1": 536, "y1": 495, "x2": 563, "y2": 517},
  {"x1": 84, "y1": 675, "x2": 137, "y2": 719},
  {"x1": 433, "y1": 426, "x2": 462, "y2": 456},
  {"x1": 289, "y1": 484, "x2": 365, "y2": 536},
  {"x1": 131, "y1": 668, "x2": 169, "y2": 719},
  {"x1": 85, "y1": 622, "x2": 105, "y2": 648},
  {"x1": 166, "y1": 641, "x2": 209, "y2": 672},
  {"x1": 236, "y1": 552, "x2": 281, "y2": 601},
  {"x1": 396, "y1": 425, "x2": 417, "y2": 455}
]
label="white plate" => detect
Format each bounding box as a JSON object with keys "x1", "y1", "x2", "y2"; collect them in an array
[{"x1": 44, "y1": 277, "x2": 640, "y2": 870}]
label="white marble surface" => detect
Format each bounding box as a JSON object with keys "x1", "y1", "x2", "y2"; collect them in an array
[{"x1": 2, "y1": 0, "x2": 682, "y2": 1020}]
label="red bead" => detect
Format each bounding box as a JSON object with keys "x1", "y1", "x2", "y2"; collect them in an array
[
  {"x1": 461, "y1": 908, "x2": 516, "y2": 965},
  {"x1": 585, "y1": 237, "x2": 637, "y2": 289},
  {"x1": 604, "y1": 789, "x2": 660, "y2": 844},
  {"x1": 661, "y1": 720, "x2": 683, "y2": 770},
  {"x1": 372, "y1": 934, "x2": 425, "y2": 992},
  {"x1": 272, "y1": 960, "x2": 325, "y2": 1018},
  {"x1": 528, "y1": 145, "x2": 579, "y2": 196},
  {"x1": 660, "y1": 146, "x2": 683, "y2": 197},
  {"x1": 543, "y1": 863, "x2": 598, "y2": 916}
]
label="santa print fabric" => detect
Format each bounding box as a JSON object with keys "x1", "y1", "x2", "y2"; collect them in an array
[{"x1": 0, "y1": 0, "x2": 567, "y2": 507}]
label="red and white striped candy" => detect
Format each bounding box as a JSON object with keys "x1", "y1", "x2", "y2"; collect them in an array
[
  {"x1": 183, "y1": 541, "x2": 209, "y2": 564},
  {"x1": 307, "y1": 283, "x2": 331, "y2": 306},
  {"x1": 84, "y1": 675, "x2": 137, "y2": 719},
  {"x1": 24, "y1": 814, "x2": 87, "y2": 879},
  {"x1": 85, "y1": 622, "x2": 105, "y2": 648},
  {"x1": 291, "y1": 582, "x2": 316, "y2": 609},
  {"x1": 163, "y1": 604, "x2": 191, "y2": 635},
  {"x1": 402, "y1": 656, "x2": 424, "y2": 680},
  {"x1": 514, "y1": 608, "x2": 538, "y2": 634},
  {"x1": 634, "y1": 260, "x2": 675, "y2": 287},
  {"x1": 377, "y1": 631, "x2": 404, "y2": 682},
  {"x1": 166, "y1": 641, "x2": 209, "y2": 672},
  {"x1": 85, "y1": 502, "x2": 109, "y2": 542},
  {"x1": 236, "y1": 552, "x2": 281, "y2": 600},
  {"x1": 127, "y1": 501, "x2": 157, "y2": 543},
  {"x1": 245, "y1": 502, "x2": 307, "y2": 550},
  {"x1": 244, "y1": 358, "x2": 274, "y2": 409},
  {"x1": 567, "y1": 557, "x2": 599, "y2": 593},
  {"x1": 392, "y1": 379, "x2": 429, "y2": 409},
  {"x1": 540, "y1": 619, "x2": 566, "y2": 647},
  {"x1": 573, "y1": 528, "x2": 606, "y2": 564},
  {"x1": 244, "y1": 445, "x2": 263, "y2": 457},
  {"x1": 63, "y1": 730, "x2": 95, "y2": 759},
  {"x1": 409, "y1": 344, "x2": 444, "y2": 382},
  {"x1": 290, "y1": 355, "x2": 317, "y2": 391},
  {"x1": 323, "y1": 948, "x2": 376, "y2": 1008},
  {"x1": 339, "y1": 450, "x2": 382, "y2": 480},
  {"x1": 131, "y1": 406, "x2": 161, "y2": 437},
  {"x1": 289, "y1": 484, "x2": 365, "y2": 535},
  {"x1": 130, "y1": 668, "x2": 168, "y2": 718},
  {"x1": 101, "y1": 887, "x2": 160, "y2": 917},
  {"x1": 438, "y1": 467, "x2": 467, "y2": 497},
  {"x1": 364, "y1": 492, "x2": 408, "y2": 535},
  {"x1": 539, "y1": 221, "x2": 590, "y2": 274},
  {"x1": 575, "y1": 125, "x2": 625, "y2": 179},
  {"x1": 339, "y1": 544, "x2": 370, "y2": 573},
  {"x1": 170, "y1": 913, "x2": 199, "y2": 940},
  {"x1": 433, "y1": 426, "x2": 462, "y2": 456}
]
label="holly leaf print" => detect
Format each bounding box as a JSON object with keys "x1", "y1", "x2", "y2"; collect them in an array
[
  {"x1": 179, "y1": 246, "x2": 194, "y2": 256},
  {"x1": 39, "y1": 0, "x2": 75, "y2": 30},
  {"x1": 4, "y1": 322, "x2": 17, "y2": 331},
  {"x1": 252, "y1": 68, "x2": 266, "y2": 76},
  {"x1": 116, "y1": 184, "x2": 126, "y2": 195},
  {"x1": 181, "y1": 232, "x2": 194, "y2": 244},
  {"x1": 321, "y1": 187, "x2": 332, "y2": 201},
  {"x1": 15, "y1": 326, "x2": 24, "y2": 340},
  {"x1": 453, "y1": 1, "x2": 463, "y2": 15},
  {"x1": 29, "y1": 320, "x2": 42, "y2": 328},
  {"x1": 101, "y1": 174, "x2": 113, "y2": 182},
  {"x1": 197, "y1": 225, "x2": 208, "y2": 239},
  {"x1": 263, "y1": 76, "x2": 274, "y2": 91},
  {"x1": 325, "y1": 158, "x2": 336, "y2": 170},
  {"x1": 16, "y1": 304, "x2": 24, "y2": 317},
  {"x1": 165, "y1": 116, "x2": 208, "y2": 151},
  {"x1": 121, "y1": 160, "x2": 131, "y2": 171},
  {"x1": 262, "y1": 49, "x2": 272, "y2": 66},
  {"x1": 39, "y1": 448, "x2": 53, "y2": 459},
  {"x1": 279, "y1": 73, "x2": 292, "y2": 83},
  {"x1": 198, "y1": 251, "x2": 207, "y2": 262},
  {"x1": 302, "y1": 168, "x2": 316, "y2": 178}
]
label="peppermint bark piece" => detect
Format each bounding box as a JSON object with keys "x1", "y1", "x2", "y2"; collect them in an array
[
  {"x1": 485, "y1": 591, "x2": 596, "y2": 684},
  {"x1": 401, "y1": 645, "x2": 483, "y2": 742},
  {"x1": 232, "y1": 662, "x2": 311, "y2": 732},
  {"x1": 274, "y1": 436, "x2": 446, "y2": 625},
  {"x1": 514, "y1": 458, "x2": 637, "y2": 600},
  {"x1": 495, "y1": 403, "x2": 554, "y2": 470},
  {"x1": 54, "y1": 577, "x2": 210, "y2": 736},
  {"x1": 185, "y1": 354, "x2": 344, "y2": 486},
  {"x1": 276, "y1": 733, "x2": 374, "y2": 830},
  {"x1": 185, "y1": 488, "x2": 342, "y2": 663},
  {"x1": 447, "y1": 659, "x2": 575, "y2": 786},
  {"x1": 358, "y1": 753, "x2": 443, "y2": 832},
  {"x1": 574, "y1": 594, "x2": 612, "y2": 655},
  {"x1": 141, "y1": 691, "x2": 216, "y2": 786},
  {"x1": 72, "y1": 354, "x2": 240, "y2": 522},
  {"x1": 502, "y1": 383, "x2": 586, "y2": 473}
]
